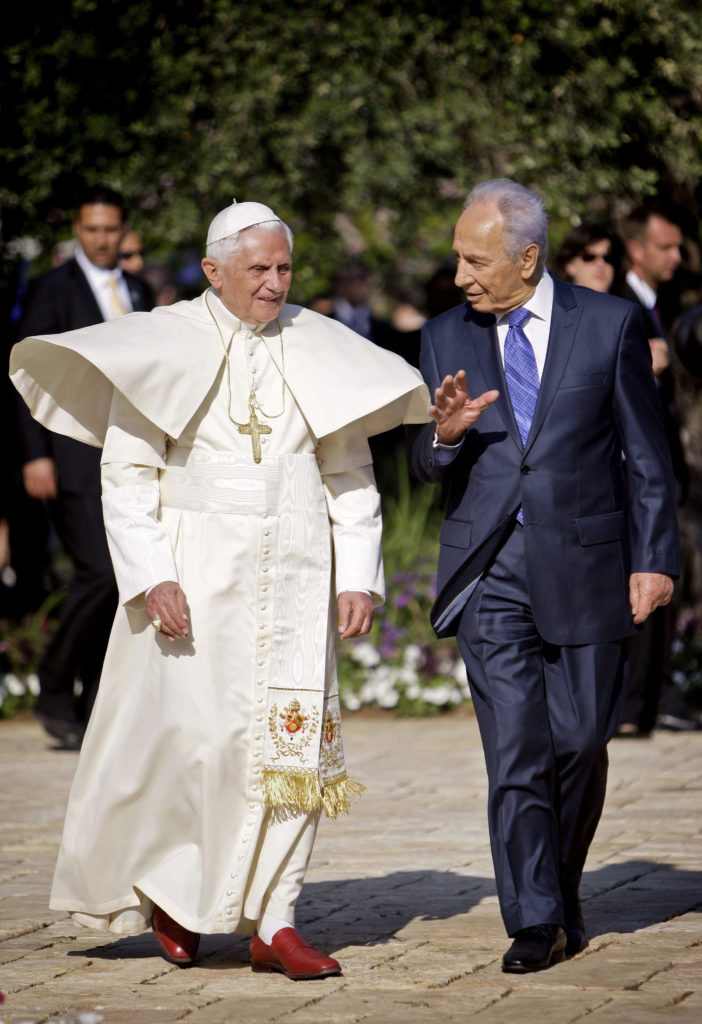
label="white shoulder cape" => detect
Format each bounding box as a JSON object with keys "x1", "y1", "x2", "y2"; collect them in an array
[{"x1": 10, "y1": 291, "x2": 431, "y2": 446}]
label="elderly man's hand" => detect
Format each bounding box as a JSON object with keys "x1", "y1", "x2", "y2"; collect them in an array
[
  {"x1": 23, "y1": 457, "x2": 58, "y2": 500},
  {"x1": 146, "y1": 581, "x2": 190, "y2": 641},
  {"x1": 338, "y1": 591, "x2": 374, "y2": 639},
  {"x1": 432, "y1": 370, "x2": 500, "y2": 445},
  {"x1": 629, "y1": 572, "x2": 674, "y2": 625}
]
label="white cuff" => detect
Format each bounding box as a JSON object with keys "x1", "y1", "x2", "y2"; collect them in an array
[{"x1": 432, "y1": 431, "x2": 463, "y2": 450}]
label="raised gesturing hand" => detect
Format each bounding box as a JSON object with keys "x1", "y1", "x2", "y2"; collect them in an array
[{"x1": 432, "y1": 370, "x2": 500, "y2": 445}]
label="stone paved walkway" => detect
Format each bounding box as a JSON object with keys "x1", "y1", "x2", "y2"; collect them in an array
[{"x1": 1, "y1": 711, "x2": 701, "y2": 1024}]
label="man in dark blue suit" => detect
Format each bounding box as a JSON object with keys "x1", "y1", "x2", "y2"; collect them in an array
[{"x1": 408, "y1": 180, "x2": 679, "y2": 973}]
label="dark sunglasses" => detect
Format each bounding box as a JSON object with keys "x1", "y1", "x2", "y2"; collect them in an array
[
  {"x1": 580, "y1": 250, "x2": 614, "y2": 265},
  {"x1": 119, "y1": 250, "x2": 143, "y2": 259}
]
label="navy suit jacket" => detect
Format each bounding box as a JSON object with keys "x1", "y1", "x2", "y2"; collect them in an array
[{"x1": 408, "y1": 277, "x2": 680, "y2": 644}]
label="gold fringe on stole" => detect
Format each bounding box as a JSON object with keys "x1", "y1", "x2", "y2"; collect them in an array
[
  {"x1": 321, "y1": 777, "x2": 366, "y2": 819},
  {"x1": 262, "y1": 770, "x2": 321, "y2": 813},
  {"x1": 261, "y1": 770, "x2": 366, "y2": 819}
]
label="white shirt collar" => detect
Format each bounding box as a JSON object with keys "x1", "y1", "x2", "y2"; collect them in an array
[
  {"x1": 74, "y1": 245, "x2": 121, "y2": 286},
  {"x1": 626, "y1": 269, "x2": 656, "y2": 309},
  {"x1": 496, "y1": 270, "x2": 554, "y2": 326}
]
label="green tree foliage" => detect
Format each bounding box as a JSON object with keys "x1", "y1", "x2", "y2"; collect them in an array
[{"x1": 3, "y1": 0, "x2": 702, "y2": 297}]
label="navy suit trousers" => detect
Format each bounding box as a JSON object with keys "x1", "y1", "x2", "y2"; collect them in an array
[{"x1": 457, "y1": 522, "x2": 627, "y2": 935}]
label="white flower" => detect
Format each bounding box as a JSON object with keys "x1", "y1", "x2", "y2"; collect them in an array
[
  {"x1": 398, "y1": 666, "x2": 418, "y2": 685},
  {"x1": 452, "y1": 660, "x2": 469, "y2": 686},
  {"x1": 26, "y1": 673, "x2": 41, "y2": 696},
  {"x1": 403, "y1": 644, "x2": 423, "y2": 668},
  {"x1": 350, "y1": 642, "x2": 381, "y2": 668},
  {"x1": 359, "y1": 680, "x2": 377, "y2": 704},
  {"x1": 341, "y1": 690, "x2": 361, "y2": 711},
  {"x1": 378, "y1": 689, "x2": 399, "y2": 708},
  {"x1": 422, "y1": 684, "x2": 453, "y2": 705},
  {"x1": 6, "y1": 674, "x2": 26, "y2": 697}
]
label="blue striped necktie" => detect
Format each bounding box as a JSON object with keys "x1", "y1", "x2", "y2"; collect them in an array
[
  {"x1": 503, "y1": 306, "x2": 539, "y2": 523},
  {"x1": 504, "y1": 306, "x2": 539, "y2": 445}
]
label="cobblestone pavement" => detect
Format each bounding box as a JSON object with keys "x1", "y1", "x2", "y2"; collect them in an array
[{"x1": 1, "y1": 710, "x2": 701, "y2": 1024}]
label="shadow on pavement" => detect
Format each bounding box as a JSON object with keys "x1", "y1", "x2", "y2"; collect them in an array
[
  {"x1": 580, "y1": 859, "x2": 702, "y2": 939},
  {"x1": 68, "y1": 869, "x2": 492, "y2": 965},
  {"x1": 67, "y1": 861, "x2": 702, "y2": 965}
]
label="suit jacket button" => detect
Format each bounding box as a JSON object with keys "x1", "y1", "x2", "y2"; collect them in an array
[{"x1": 521, "y1": 465, "x2": 531, "y2": 474}]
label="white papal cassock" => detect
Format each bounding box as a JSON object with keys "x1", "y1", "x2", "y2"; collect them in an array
[{"x1": 10, "y1": 290, "x2": 430, "y2": 937}]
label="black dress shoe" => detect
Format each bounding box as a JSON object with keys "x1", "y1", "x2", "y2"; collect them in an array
[
  {"x1": 502, "y1": 924, "x2": 567, "y2": 973},
  {"x1": 33, "y1": 709, "x2": 84, "y2": 750}
]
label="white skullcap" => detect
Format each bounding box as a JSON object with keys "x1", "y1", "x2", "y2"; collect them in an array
[{"x1": 206, "y1": 199, "x2": 282, "y2": 246}]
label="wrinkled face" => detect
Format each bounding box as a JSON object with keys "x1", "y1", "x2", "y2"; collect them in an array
[
  {"x1": 452, "y1": 202, "x2": 538, "y2": 315},
  {"x1": 202, "y1": 227, "x2": 292, "y2": 324},
  {"x1": 565, "y1": 238, "x2": 614, "y2": 293},
  {"x1": 629, "y1": 215, "x2": 682, "y2": 288},
  {"x1": 73, "y1": 203, "x2": 124, "y2": 269}
]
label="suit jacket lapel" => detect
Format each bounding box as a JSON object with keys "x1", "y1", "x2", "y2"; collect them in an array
[
  {"x1": 68, "y1": 260, "x2": 105, "y2": 323},
  {"x1": 524, "y1": 278, "x2": 581, "y2": 454},
  {"x1": 468, "y1": 310, "x2": 523, "y2": 451}
]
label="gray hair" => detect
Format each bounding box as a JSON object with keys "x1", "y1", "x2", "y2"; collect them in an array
[
  {"x1": 464, "y1": 179, "x2": 548, "y2": 274},
  {"x1": 206, "y1": 219, "x2": 294, "y2": 262}
]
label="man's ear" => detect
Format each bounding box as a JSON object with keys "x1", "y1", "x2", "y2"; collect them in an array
[
  {"x1": 626, "y1": 238, "x2": 643, "y2": 268},
  {"x1": 201, "y1": 257, "x2": 220, "y2": 288},
  {"x1": 520, "y1": 243, "x2": 539, "y2": 280}
]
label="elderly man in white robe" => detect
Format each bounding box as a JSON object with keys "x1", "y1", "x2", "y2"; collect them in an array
[{"x1": 11, "y1": 201, "x2": 430, "y2": 980}]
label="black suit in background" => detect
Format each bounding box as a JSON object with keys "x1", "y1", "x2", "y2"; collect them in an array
[
  {"x1": 17, "y1": 258, "x2": 152, "y2": 723},
  {"x1": 619, "y1": 286, "x2": 689, "y2": 734}
]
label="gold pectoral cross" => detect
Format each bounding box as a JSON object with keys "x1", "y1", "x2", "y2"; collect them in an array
[{"x1": 238, "y1": 400, "x2": 272, "y2": 463}]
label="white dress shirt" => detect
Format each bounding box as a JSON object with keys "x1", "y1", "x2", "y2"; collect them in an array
[
  {"x1": 626, "y1": 268, "x2": 657, "y2": 310},
  {"x1": 74, "y1": 246, "x2": 133, "y2": 321},
  {"x1": 495, "y1": 270, "x2": 554, "y2": 378}
]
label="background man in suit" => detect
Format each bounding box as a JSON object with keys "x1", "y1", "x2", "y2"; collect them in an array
[
  {"x1": 17, "y1": 184, "x2": 152, "y2": 749},
  {"x1": 618, "y1": 206, "x2": 697, "y2": 735},
  {"x1": 408, "y1": 180, "x2": 679, "y2": 973}
]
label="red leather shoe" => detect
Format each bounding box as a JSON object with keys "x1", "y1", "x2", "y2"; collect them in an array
[
  {"x1": 250, "y1": 927, "x2": 341, "y2": 980},
  {"x1": 151, "y1": 905, "x2": 200, "y2": 967}
]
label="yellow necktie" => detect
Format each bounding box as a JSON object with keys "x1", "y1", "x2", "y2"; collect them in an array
[{"x1": 107, "y1": 275, "x2": 129, "y2": 318}]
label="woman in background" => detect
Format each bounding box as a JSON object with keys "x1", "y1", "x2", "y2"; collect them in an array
[{"x1": 553, "y1": 222, "x2": 625, "y2": 294}]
